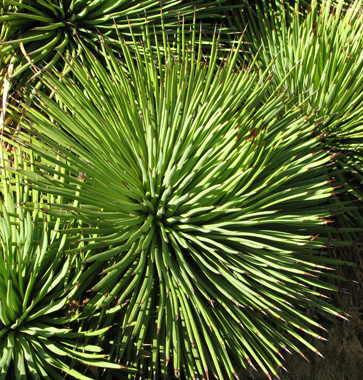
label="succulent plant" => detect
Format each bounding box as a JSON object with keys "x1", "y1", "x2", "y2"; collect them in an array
[
  {"x1": 234, "y1": 0, "x2": 363, "y2": 238},
  {"x1": 0, "y1": 0, "x2": 233, "y2": 150},
  {"x1": 0, "y1": 0, "x2": 231, "y2": 86},
  {"x1": 0, "y1": 145, "x2": 131, "y2": 379},
  {"x1": 3, "y1": 21, "x2": 352, "y2": 379}
]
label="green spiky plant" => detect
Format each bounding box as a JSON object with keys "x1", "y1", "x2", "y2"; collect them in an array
[
  {"x1": 0, "y1": 0, "x2": 233, "y2": 151},
  {"x1": 223, "y1": 0, "x2": 344, "y2": 53},
  {"x1": 0, "y1": 0, "x2": 231, "y2": 85},
  {"x1": 0, "y1": 145, "x2": 135, "y2": 379},
  {"x1": 3, "y1": 21, "x2": 353, "y2": 379},
  {"x1": 235, "y1": 0, "x2": 363, "y2": 238}
]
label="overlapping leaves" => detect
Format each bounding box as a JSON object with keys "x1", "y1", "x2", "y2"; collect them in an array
[
  {"x1": 0, "y1": 0, "x2": 231, "y2": 147},
  {"x1": 4, "y1": 22, "x2": 350, "y2": 379},
  {"x1": 237, "y1": 0, "x2": 363, "y2": 237},
  {"x1": 0, "y1": 0, "x2": 230, "y2": 84},
  {"x1": 0, "y1": 146, "x2": 130, "y2": 379}
]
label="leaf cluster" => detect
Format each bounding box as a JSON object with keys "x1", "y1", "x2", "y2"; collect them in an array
[{"x1": 0, "y1": 1, "x2": 362, "y2": 379}]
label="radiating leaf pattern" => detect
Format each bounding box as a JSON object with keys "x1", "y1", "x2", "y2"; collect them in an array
[
  {"x1": 236, "y1": 0, "x2": 363, "y2": 238},
  {"x1": 0, "y1": 146, "x2": 130, "y2": 379},
  {"x1": 3, "y1": 24, "x2": 351, "y2": 379},
  {"x1": 0, "y1": 0, "x2": 229, "y2": 83}
]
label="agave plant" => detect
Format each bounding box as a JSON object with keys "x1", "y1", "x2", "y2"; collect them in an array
[
  {"x1": 0, "y1": 0, "x2": 234, "y2": 150},
  {"x1": 224, "y1": 0, "x2": 340, "y2": 51},
  {"x1": 0, "y1": 0, "x2": 233, "y2": 86},
  {"x1": 5, "y1": 24, "x2": 350, "y2": 379},
  {"x1": 0, "y1": 145, "x2": 132, "y2": 379},
  {"x1": 235, "y1": 0, "x2": 363, "y2": 237}
]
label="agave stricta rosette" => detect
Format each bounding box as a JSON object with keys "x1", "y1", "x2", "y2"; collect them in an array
[
  {"x1": 0, "y1": 0, "x2": 232, "y2": 83},
  {"x1": 6, "y1": 25, "x2": 350, "y2": 379},
  {"x1": 0, "y1": 1, "x2": 235, "y2": 147},
  {"x1": 236, "y1": 0, "x2": 363, "y2": 237},
  {"x1": 0, "y1": 145, "x2": 132, "y2": 379}
]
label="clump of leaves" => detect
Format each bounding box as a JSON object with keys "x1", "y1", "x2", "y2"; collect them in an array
[
  {"x1": 236, "y1": 0, "x2": 363, "y2": 237},
  {"x1": 0, "y1": 145, "x2": 129, "y2": 379},
  {"x1": 0, "y1": 0, "x2": 230, "y2": 84},
  {"x1": 0, "y1": 1, "x2": 232, "y2": 145},
  {"x1": 7, "y1": 25, "x2": 350, "y2": 379}
]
